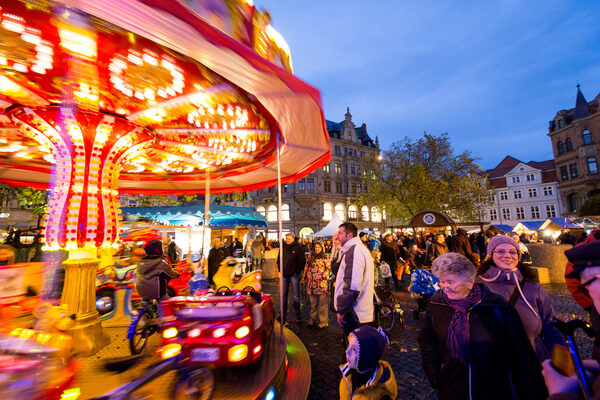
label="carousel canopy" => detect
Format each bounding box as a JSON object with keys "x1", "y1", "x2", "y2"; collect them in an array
[
  {"x1": 0, "y1": 0, "x2": 330, "y2": 194},
  {"x1": 123, "y1": 204, "x2": 267, "y2": 228}
]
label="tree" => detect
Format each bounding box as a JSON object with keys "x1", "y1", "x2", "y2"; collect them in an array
[
  {"x1": 0, "y1": 184, "x2": 48, "y2": 227},
  {"x1": 579, "y1": 196, "x2": 600, "y2": 216},
  {"x1": 134, "y1": 194, "x2": 181, "y2": 207},
  {"x1": 360, "y1": 133, "x2": 490, "y2": 224}
]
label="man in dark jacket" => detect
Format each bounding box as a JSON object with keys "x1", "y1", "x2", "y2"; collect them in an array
[
  {"x1": 451, "y1": 228, "x2": 480, "y2": 266},
  {"x1": 425, "y1": 234, "x2": 449, "y2": 267},
  {"x1": 380, "y1": 234, "x2": 403, "y2": 290},
  {"x1": 277, "y1": 233, "x2": 306, "y2": 325},
  {"x1": 207, "y1": 237, "x2": 229, "y2": 287},
  {"x1": 165, "y1": 235, "x2": 182, "y2": 265}
]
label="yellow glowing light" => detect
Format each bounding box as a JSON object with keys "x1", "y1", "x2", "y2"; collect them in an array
[
  {"x1": 60, "y1": 387, "x2": 81, "y2": 400},
  {"x1": 162, "y1": 327, "x2": 178, "y2": 339},
  {"x1": 235, "y1": 326, "x2": 250, "y2": 339},
  {"x1": 58, "y1": 28, "x2": 97, "y2": 59},
  {"x1": 160, "y1": 343, "x2": 182, "y2": 360},
  {"x1": 228, "y1": 344, "x2": 248, "y2": 362}
]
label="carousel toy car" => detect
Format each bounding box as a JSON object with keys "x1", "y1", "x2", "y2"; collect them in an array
[{"x1": 159, "y1": 289, "x2": 274, "y2": 367}]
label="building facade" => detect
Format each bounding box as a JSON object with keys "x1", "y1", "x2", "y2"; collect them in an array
[
  {"x1": 484, "y1": 156, "x2": 562, "y2": 224},
  {"x1": 548, "y1": 85, "x2": 600, "y2": 215},
  {"x1": 252, "y1": 108, "x2": 385, "y2": 240}
]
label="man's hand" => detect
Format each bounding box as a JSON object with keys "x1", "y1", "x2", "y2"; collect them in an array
[
  {"x1": 541, "y1": 359, "x2": 580, "y2": 395},
  {"x1": 337, "y1": 313, "x2": 344, "y2": 327}
]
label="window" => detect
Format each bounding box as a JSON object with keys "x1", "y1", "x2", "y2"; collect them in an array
[
  {"x1": 513, "y1": 190, "x2": 522, "y2": 199},
  {"x1": 298, "y1": 180, "x2": 305, "y2": 191},
  {"x1": 334, "y1": 204, "x2": 345, "y2": 219},
  {"x1": 489, "y1": 209, "x2": 498, "y2": 221},
  {"x1": 565, "y1": 137, "x2": 573, "y2": 152},
  {"x1": 335, "y1": 163, "x2": 342, "y2": 175},
  {"x1": 512, "y1": 176, "x2": 521, "y2": 183},
  {"x1": 530, "y1": 205, "x2": 541, "y2": 219},
  {"x1": 560, "y1": 165, "x2": 569, "y2": 180},
  {"x1": 489, "y1": 193, "x2": 496, "y2": 202},
  {"x1": 557, "y1": 141, "x2": 565, "y2": 155},
  {"x1": 348, "y1": 205, "x2": 357, "y2": 220},
  {"x1": 526, "y1": 174, "x2": 535, "y2": 182},
  {"x1": 570, "y1": 163, "x2": 579, "y2": 178},
  {"x1": 546, "y1": 204, "x2": 557, "y2": 218},
  {"x1": 336, "y1": 181, "x2": 343, "y2": 193},
  {"x1": 256, "y1": 206, "x2": 265, "y2": 216},
  {"x1": 324, "y1": 180, "x2": 331, "y2": 192},
  {"x1": 307, "y1": 178, "x2": 314, "y2": 191},
  {"x1": 282, "y1": 204, "x2": 290, "y2": 221},
  {"x1": 360, "y1": 151, "x2": 364, "y2": 158},
  {"x1": 350, "y1": 164, "x2": 356, "y2": 174},
  {"x1": 528, "y1": 188, "x2": 537, "y2": 198},
  {"x1": 351, "y1": 183, "x2": 357, "y2": 193},
  {"x1": 543, "y1": 186, "x2": 553, "y2": 196},
  {"x1": 371, "y1": 207, "x2": 381, "y2": 222},
  {"x1": 500, "y1": 191, "x2": 508, "y2": 201},
  {"x1": 361, "y1": 206, "x2": 369, "y2": 221},
  {"x1": 345, "y1": 164, "x2": 348, "y2": 174},
  {"x1": 283, "y1": 183, "x2": 288, "y2": 193},
  {"x1": 516, "y1": 206, "x2": 525, "y2": 219},
  {"x1": 588, "y1": 157, "x2": 598, "y2": 174},
  {"x1": 267, "y1": 205, "x2": 277, "y2": 222},
  {"x1": 323, "y1": 163, "x2": 330, "y2": 173},
  {"x1": 583, "y1": 129, "x2": 592, "y2": 145},
  {"x1": 356, "y1": 165, "x2": 361, "y2": 175},
  {"x1": 323, "y1": 203, "x2": 332, "y2": 221},
  {"x1": 502, "y1": 208, "x2": 511, "y2": 220},
  {"x1": 334, "y1": 146, "x2": 341, "y2": 156},
  {"x1": 344, "y1": 147, "x2": 348, "y2": 156}
]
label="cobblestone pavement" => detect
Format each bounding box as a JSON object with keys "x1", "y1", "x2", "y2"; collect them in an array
[{"x1": 261, "y1": 280, "x2": 594, "y2": 400}]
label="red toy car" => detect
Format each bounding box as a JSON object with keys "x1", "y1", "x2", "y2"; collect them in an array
[{"x1": 159, "y1": 289, "x2": 274, "y2": 367}]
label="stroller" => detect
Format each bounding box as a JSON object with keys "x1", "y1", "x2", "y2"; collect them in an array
[{"x1": 409, "y1": 268, "x2": 439, "y2": 319}]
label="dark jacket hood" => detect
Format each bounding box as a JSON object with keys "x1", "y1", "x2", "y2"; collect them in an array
[{"x1": 138, "y1": 257, "x2": 167, "y2": 279}]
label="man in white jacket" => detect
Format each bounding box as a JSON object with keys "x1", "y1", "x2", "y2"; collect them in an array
[{"x1": 334, "y1": 222, "x2": 375, "y2": 341}]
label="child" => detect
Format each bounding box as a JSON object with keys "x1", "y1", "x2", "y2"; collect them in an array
[
  {"x1": 339, "y1": 325, "x2": 397, "y2": 400},
  {"x1": 136, "y1": 239, "x2": 180, "y2": 307}
]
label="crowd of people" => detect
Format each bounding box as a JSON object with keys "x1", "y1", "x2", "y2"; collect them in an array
[{"x1": 268, "y1": 222, "x2": 600, "y2": 400}]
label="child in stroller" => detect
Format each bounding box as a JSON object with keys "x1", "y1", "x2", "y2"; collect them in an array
[{"x1": 409, "y1": 268, "x2": 439, "y2": 319}]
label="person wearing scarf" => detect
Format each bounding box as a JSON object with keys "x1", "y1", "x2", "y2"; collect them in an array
[
  {"x1": 418, "y1": 252, "x2": 547, "y2": 400},
  {"x1": 302, "y1": 241, "x2": 331, "y2": 328},
  {"x1": 476, "y1": 235, "x2": 565, "y2": 361}
]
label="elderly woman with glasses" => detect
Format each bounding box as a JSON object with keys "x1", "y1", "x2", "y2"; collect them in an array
[
  {"x1": 418, "y1": 252, "x2": 547, "y2": 400},
  {"x1": 476, "y1": 235, "x2": 564, "y2": 361}
]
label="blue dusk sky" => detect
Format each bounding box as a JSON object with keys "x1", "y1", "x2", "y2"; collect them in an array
[{"x1": 263, "y1": 0, "x2": 600, "y2": 169}]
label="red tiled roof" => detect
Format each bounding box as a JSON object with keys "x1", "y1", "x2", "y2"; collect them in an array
[{"x1": 484, "y1": 156, "x2": 556, "y2": 183}]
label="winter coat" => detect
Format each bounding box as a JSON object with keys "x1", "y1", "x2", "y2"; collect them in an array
[
  {"x1": 425, "y1": 242, "x2": 448, "y2": 266},
  {"x1": 334, "y1": 236, "x2": 374, "y2": 323},
  {"x1": 135, "y1": 256, "x2": 180, "y2": 301},
  {"x1": 451, "y1": 228, "x2": 479, "y2": 265},
  {"x1": 277, "y1": 240, "x2": 306, "y2": 278},
  {"x1": 251, "y1": 237, "x2": 266, "y2": 258},
  {"x1": 207, "y1": 246, "x2": 229, "y2": 281},
  {"x1": 418, "y1": 284, "x2": 548, "y2": 400},
  {"x1": 339, "y1": 360, "x2": 397, "y2": 400},
  {"x1": 303, "y1": 253, "x2": 331, "y2": 295},
  {"x1": 476, "y1": 266, "x2": 565, "y2": 361},
  {"x1": 166, "y1": 241, "x2": 181, "y2": 265},
  {"x1": 380, "y1": 240, "x2": 402, "y2": 268}
]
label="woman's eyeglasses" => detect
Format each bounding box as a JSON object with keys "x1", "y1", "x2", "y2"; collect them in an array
[
  {"x1": 493, "y1": 250, "x2": 519, "y2": 256},
  {"x1": 578, "y1": 275, "x2": 599, "y2": 296}
]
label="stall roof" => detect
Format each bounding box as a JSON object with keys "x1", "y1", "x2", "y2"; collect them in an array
[
  {"x1": 122, "y1": 205, "x2": 267, "y2": 228},
  {"x1": 542, "y1": 218, "x2": 583, "y2": 230},
  {"x1": 487, "y1": 224, "x2": 515, "y2": 233},
  {"x1": 310, "y1": 213, "x2": 344, "y2": 238},
  {"x1": 517, "y1": 221, "x2": 544, "y2": 231}
]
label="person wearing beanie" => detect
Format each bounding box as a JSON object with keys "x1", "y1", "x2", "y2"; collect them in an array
[
  {"x1": 339, "y1": 325, "x2": 397, "y2": 400},
  {"x1": 136, "y1": 239, "x2": 180, "y2": 306},
  {"x1": 542, "y1": 240, "x2": 600, "y2": 399},
  {"x1": 476, "y1": 235, "x2": 564, "y2": 361}
]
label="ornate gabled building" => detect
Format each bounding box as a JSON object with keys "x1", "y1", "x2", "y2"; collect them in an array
[
  {"x1": 548, "y1": 85, "x2": 600, "y2": 215},
  {"x1": 484, "y1": 156, "x2": 562, "y2": 224},
  {"x1": 251, "y1": 108, "x2": 385, "y2": 240}
]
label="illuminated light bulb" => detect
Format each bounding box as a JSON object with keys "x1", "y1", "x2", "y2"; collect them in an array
[
  {"x1": 59, "y1": 28, "x2": 97, "y2": 59},
  {"x1": 166, "y1": 88, "x2": 175, "y2": 96},
  {"x1": 157, "y1": 89, "x2": 167, "y2": 98},
  {"x1": 2, "y1": 19, "x2": 25, "y2": 34},
  {"x1": 0, "y1": 57, "x2": 6, "y2": 65},
  {"x1": 13, "y1": 63, "x2": 28, "y2": 73},
  {"x1": 142, "y1": 53, "x2": 158, "y2": 66},
  {"x1": 144, "y1": 88, "x2": 155, "y2": 100}
]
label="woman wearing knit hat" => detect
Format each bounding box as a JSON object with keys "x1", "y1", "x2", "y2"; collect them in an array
[
  {"x1": 339, "y1": 325, "x2": 397, "y2": 400},
  {"x1": 476, "y1": 235, "x2": 564, "y2": 361}
]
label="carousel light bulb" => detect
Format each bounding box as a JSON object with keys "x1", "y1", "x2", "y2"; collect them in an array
[
  {"x1": 2, "y1": 18, "x2": 25, "y2": 34},
  {"x1": 59, "y1": 28, "x2": 97, "y2": 59}
]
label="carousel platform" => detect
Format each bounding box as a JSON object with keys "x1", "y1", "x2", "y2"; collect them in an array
[{"x1": 75, "y1": 322, "x2": 310, "y2": 399}]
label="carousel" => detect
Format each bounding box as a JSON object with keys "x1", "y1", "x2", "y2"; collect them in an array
[{"x1": 0, "y1": 0, "x2": 328, "y2": 398}]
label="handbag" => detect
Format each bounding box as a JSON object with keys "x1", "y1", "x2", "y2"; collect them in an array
[{"x1": 379, "y1": 261, "x2": 392, "y2": 278}]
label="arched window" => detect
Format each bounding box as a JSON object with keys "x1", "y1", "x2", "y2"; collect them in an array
[
  {"x1": 334, "y1": 203, "x2": 345, "y2": 220},
  {"x1": 565, "y1": 137, "x2": 573, "y2": 152},
  {"x1": 256, "y1": 206, "x2": 265, "y2": 216},
  {"x1": 267, "y1": 205, "x2": 277, "y2": 222},
  {"x1": 348, "y1": 205, "x2": 358, "y2": 221},
  {"x1": 557, "y1": 140, "x2": 565, "y2": 155},
  {"x1": 371, "y1": 206, "x2": 381, "y2": 222},
  {"x1": 282, "y1": 204, "x2": 290, "y2": 221},
  {"x1": 361, "y1": 206, "x2": 369, "y2": 221},
  {"x1": 583, "y1": 129, "x2": 593, "y2": 145},
  {"x1": 323, "y1": 203, "x2": 333, "y2": 221}
]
